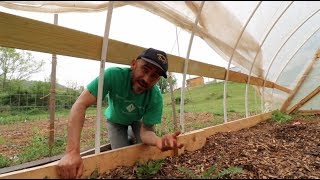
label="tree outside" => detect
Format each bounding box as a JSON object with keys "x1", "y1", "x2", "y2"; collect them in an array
[
  {"x1": 0, "y1": 47, "x2": 45, "y2": 91},
  {"x1": 157, "y1": 74, "x2": 177, "y2": 94}
]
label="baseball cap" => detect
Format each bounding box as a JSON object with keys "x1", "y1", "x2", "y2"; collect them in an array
[{"x1": 137, "y1": 48, "x2": 168, "y2": 78}]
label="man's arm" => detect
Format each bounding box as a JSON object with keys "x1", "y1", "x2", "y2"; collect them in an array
[
  {"x1": 65, "y1": 89, "x2": 97, "y2": 154},
  {"x1": 140, "y1": 124, "x2": 161, "y2": 146},
  {"x1": 57, "y1": 89, "x2": 97, "y2": 179},
  {"x1": 140, "y1": 123, "x2": 183, "y2": 151}
]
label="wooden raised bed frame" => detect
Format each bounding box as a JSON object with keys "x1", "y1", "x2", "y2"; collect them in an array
[{"x1": 0, "y1": 112, "x2": 272, "y2": 179}]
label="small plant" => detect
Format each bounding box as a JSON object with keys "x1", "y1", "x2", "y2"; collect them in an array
[
  {"x1": 216, "y1": 94, "x2": 230, "y2": 100},
  {"x1": 175, "y1": 97, "x2": 190, "y2": 104},
  {"x1": 272, "y1": 110, "x2": 292, "y2": 123},
  {"x1": 0, "y1": 154, "x2": 12, "y2": 168},
  {"x1": 89, "y1": 168, "x2": 100, "y2": 179},
  {"x1": 0, "y1": 136, "x2": 6, "y2": 144},
  {"x1": 213, "y1": 166, "x2": 243, "y2": 179},
  {"x1": 17, "y1": 130, "x2": 66, "y2": 164},
  {"x1": 177, "y1": 164, "x2": 243, "y2": 179},
  {"x1": 136, "y1": 159, "x2": 164, "y2": 179}
]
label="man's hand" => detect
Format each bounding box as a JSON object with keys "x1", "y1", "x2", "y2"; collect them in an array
[
  {"x1": 156, "y1": 131, "x2": 184, "y2": 151},
  {"x1": 57, "y1": 151, "x2": 84, "y2": 179}
]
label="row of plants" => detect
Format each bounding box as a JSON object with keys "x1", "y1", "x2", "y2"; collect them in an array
[{"x1": 0, "y1": 130, "x2": 65, "y2": 168}]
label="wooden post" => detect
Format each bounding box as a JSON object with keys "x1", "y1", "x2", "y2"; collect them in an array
[
  {"x1": 49, "y1": 14, "x2": 58, "y2": 152},
  {"x1": 168, "y1": 72, "x2": 178, "y2": 131}
]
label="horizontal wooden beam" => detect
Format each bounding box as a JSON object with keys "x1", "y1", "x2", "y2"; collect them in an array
[
  {"x1": 0, "y1": 12, "x2": 290, "y2": 93},
  {"x1": 296, "y1": 110, "x2": 320, "y2": 115},
  {"x1": 228, "y1": 71, "x2": 291, "y2": 93},
  {"x1": 0, "y1": 112, "x2": 272, "y2": 179}
]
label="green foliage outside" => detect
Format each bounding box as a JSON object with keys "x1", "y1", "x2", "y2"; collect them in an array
[
  {"x1": 160, "y1": 81, "x2": 261, "y2": 133},
  {"x1": 163, "y1": 81, "x2": 259, "y2": 114},
  {"x1": 1, "y1": 131, "x2": 65, "y2": 168},
  {"x1": 0, "y1": 47, "x2": 45, "y2": 90},
  {"x1": 0, "y1": 80, "x2": 81, "y2": 109},
  {"x1": 0, "y1": 136, "x2": 5, "y2": 144},
  {"x1": 136, "y1": 159, "x2": 164, "y2": 179},
  {"x1": 157, "y1": 76, "x2": 177, "y2": 94},
  {"x1": 271, "y1": 109, "x2": 292, "y2": 123},
  {"x1": 15, "y1": 129, "x2": 66, "y2": 165},
  {"x1": 0, "y1": 79, "x2": 96, "y2": 125},
  {"x1": 0, "y1": 155, "x2": 12, "y2": 168},
  {"x1": 177, "y1": 165, "x2": 243, "y2": 179}
]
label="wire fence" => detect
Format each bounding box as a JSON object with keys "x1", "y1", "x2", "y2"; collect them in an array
[{"x1": 0, "y1": 93, "x2": 79, "y2": 111}]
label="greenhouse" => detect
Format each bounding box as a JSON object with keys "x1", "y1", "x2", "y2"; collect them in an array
[{"x1": 0, "y1": 1, "x2": 319, "y2": 179}]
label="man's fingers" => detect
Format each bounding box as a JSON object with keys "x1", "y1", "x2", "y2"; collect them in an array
[
  {"x1": 165, "y1": 138, "x2": 170, "y2": 148},
  {"x1": 62, "y1": 168, "x2": 69, "y2": 179},
  {"x1": 69, "y1": 168, "x2": 77, "y2": 179},
  {"x1": 76, "y1": 162, "x2": 84, "y2": 178},
  {"x1": 172, "y1": 139, "x2": 177, "y2": 148},
  {"x1": 56, "y1": 165, "x2": 62, "y2": 177},
  {"x1": 173, "y1": 131, "x2": 181, "y2": 137},
  {"x1": 178, "y1": 143, "x2": 184, "y2": 149},
  {"x1": 58, "y1": 165, "x2": 68, "y2": 179},
  {"x1": 161, "y1": 137, "x2": 170, "y2": 151}
]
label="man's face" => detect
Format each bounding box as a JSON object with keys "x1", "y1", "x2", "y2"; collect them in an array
[{"x1": 131, "y1": 59, "x2": 162, "y2": 94}]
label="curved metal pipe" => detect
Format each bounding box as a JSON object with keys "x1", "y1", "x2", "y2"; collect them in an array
[
  {"x1": 270, "y1": 27, "x2": 320, "y2": 108},
  {"x1": 95, "y1": 1, "x2": 114, "y2": 154},
  {"x1": 261, "y1": 8, "x2": 320, "y2": 112},
  {"x1": 180, "y1": 1, "x2": 205, "y2": 133},
  {"x1": 223, "y1": 1, "x2": 262, "y2": 123},
  {"x1": 245, "y1": 1, "x2": 294, "y2": 117}
]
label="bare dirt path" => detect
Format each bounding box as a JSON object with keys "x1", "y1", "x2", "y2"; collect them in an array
[
  {"x1": 0, "y1": 116, "x2": 106, "y2": 159},
  {"x1": 0, "y1": 112, "x2": 214, "y2": 160}
]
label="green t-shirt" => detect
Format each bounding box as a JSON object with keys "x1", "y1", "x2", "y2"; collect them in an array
[{"x1": 87, "y1": 67, "x2": 163, "y2": 126}]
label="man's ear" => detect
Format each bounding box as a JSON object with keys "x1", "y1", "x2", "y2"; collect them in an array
[{"x1": 130, "y1": 59, "x2": 137, "y2": 70}]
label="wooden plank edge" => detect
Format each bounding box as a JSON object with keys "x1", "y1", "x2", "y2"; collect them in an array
[
  {"x1": 0, "y1": 144, "x2": 111, "y2": 175},
  {"x1": 296, "y1": 110, "x2": 320, "y2": 115}
]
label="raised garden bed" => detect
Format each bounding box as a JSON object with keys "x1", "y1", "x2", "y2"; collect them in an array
[{"x1": 99, "y1": 116, "x2": 320, "y2": 179}]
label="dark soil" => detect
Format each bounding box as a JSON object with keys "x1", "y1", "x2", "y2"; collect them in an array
[{"x1": 99, "y1": 116, "x2": 320, "y2": 179}]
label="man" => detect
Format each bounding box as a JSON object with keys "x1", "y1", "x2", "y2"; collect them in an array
[{"x1": 57, "y1": 48, "x2": 183, "y2": 178}]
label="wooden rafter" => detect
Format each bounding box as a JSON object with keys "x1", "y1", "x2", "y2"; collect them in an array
[
  {"x1": 280, "y1": 51, "x2": 318, "y2": 112},
  {"x1": 287, "y1": 86, "x2": 320, "y2": 114},
  {"x1": 0, "y1": 12, "x2": 290, "y2": 93}
]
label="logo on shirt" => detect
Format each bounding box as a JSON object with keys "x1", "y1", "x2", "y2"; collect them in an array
[{"x1": 126, "y1": 104, "x2": 136, "y2": 112}]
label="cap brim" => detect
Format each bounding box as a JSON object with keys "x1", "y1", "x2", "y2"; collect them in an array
[{"x1": 140, "y1": 57, "x2": 167, "y2": 78}]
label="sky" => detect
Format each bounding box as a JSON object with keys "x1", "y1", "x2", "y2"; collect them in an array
[{"x1": 0, "y1": 4, "x2": 228, "y2": 89}]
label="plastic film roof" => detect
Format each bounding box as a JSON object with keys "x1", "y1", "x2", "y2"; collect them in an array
[{"x1": 1, "y1": 1, "x2": 320, "y2": 112}]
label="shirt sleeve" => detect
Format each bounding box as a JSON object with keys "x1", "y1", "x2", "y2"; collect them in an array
[
  {"x1": 86, "y1": 68, "x2": 113, "y2": 99},
  {"x1": 142, "y1": 87, "x2": 163, "y2": 125}
]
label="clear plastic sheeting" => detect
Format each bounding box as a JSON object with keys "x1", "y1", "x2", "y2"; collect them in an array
[{"x1": 1, "y1": 1, "x2": 320, "y2": 112}]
